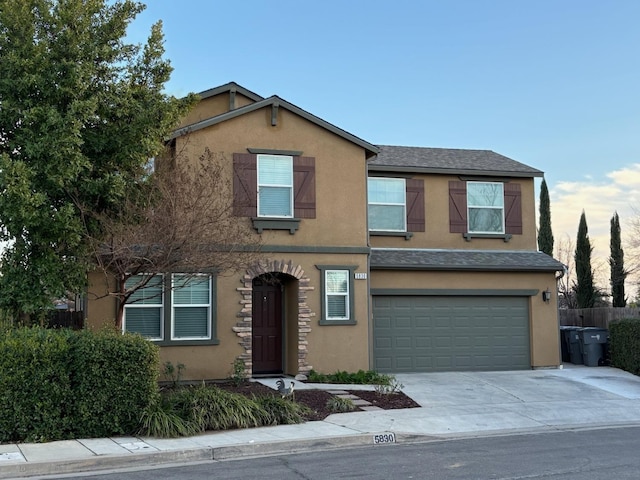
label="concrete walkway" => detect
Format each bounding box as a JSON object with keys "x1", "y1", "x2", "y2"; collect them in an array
[{"x1": 2, "y1": 364, "x2": 640, "y2": 478}]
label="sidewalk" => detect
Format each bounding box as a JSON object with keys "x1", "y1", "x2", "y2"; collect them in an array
[{"x1": 2, "y1": 365, "x2": 640, "y2": 479}]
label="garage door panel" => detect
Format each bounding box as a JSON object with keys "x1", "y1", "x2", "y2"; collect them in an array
[{"x1": 373, "y1": 296, "x2": 530, "y2": 372}]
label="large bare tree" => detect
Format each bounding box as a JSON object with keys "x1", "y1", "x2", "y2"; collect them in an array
[{"x1": 84, "y1": 148, "x2": 262, "y2": 327}]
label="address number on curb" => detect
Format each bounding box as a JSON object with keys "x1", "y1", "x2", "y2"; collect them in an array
[{"x1": 373, "y1": 433, "x2": 396, "y2": 444}]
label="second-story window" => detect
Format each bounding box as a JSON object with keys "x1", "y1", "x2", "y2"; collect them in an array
[
  {"x1": 257, "y1": 154, "x2": 293, "y2": 217},
  {"x1": 368, "y1": 177, "x2": 406, "y2": 231},
  {"x1": 467, "y1": 181, "x2": 504, "y2": 233}
]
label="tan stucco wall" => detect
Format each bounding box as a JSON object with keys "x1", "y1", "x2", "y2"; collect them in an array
[
  {"x1": 369, "y1": 175, "x2": 538, "y2": 251},
  {"x1": 370, "y1": 269, "x2": 561, "y2": 368},
  {"x1": 86, "y1": 253, "x2": 370, "y2": 381},
  {"x1": 175, "y1": 107, "x2": 370, "y2": 248},
  {"x1": 179, "y1": 92, "x2": 257, "y2": 128}
]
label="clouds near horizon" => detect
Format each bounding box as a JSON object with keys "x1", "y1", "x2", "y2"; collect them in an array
[{"x1": 549, "y1": 163, "x2": 640, "y2": 291}]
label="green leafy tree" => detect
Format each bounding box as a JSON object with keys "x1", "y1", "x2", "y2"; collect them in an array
[
  {"x1": 610, "y1": 211, "x2": 627, "y2": 307},
  {"x1": 573, "y1": 212, "x2": 598, "y2": 308},
  {"x1": 0, "y1": 0, "x2": 195, "y2": 318},
  {"x1": 537, "y1": 178, "x2": 554, "y2": 256}
]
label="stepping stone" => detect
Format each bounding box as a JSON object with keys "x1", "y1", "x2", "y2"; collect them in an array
[
  {"x1": 327, "y1": 390, "x2": 349, "y2": 395},
  {"x1": 335, "y1": 394, "x2": 360, "y2": 400},
  {"x1": 360, "y1": 406, "x2": 383, "y2": 411},
  {"x1": 352, "y1": 399, "x2": 372, "y2": 406}
]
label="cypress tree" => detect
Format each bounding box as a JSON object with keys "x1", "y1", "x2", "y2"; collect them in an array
[
  {"x1": 537, "y1": 178, "x2": 554, "y2": 256},
  {"x1": 610, "y1": 212, "x2": 627, "y2": 307},
  {"x1": 574, "y1": 212, "x2": 597, "y2": 308}
]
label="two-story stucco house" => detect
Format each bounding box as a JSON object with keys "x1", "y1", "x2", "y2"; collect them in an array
[{"x1": 86, "y1": 82, "x2": 564, "y2": 381}]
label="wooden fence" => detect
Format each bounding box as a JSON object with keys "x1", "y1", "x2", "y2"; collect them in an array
[
  {"x1": 46, "y1": 310, "x2": 85, "y2": 330},
  {"x1": 559, "y1": 307, "x2": 640, "y2": 328},
  {"x1": 0, "y1": 310, "x2": 84, "y2": 330}
]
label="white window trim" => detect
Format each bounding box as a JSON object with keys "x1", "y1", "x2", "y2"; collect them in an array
[
  {"x1": 467, "y1": 181, "x2": 505, "y2": 234},
  {"x1": 368, "y1": 177, "x2": 407, "y2": 232},
  {"x1": 170, "y1": 274, "x2": 212, "y2": 341},
  {"x1": 325, "y1": 269, "x2": 350, "y2": 321},
  {"x1": 123, "y1": 274, "x2": 164, "y2": 341},
  {"x1": 257, "y1": 154, "x2": 294, "y2": 218}
]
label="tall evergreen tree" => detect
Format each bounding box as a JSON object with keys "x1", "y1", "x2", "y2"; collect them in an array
[
  {"x1": 0, "y1": 0, "x2": 195, "y2": 317},
  {"x1": 574, "y1": 212, "x2": 597, "y2": 308},
  {"x1": 537, "y1": 178, "x2": 554, "y2": 256},
  {"x1": 610, "y1": 211, "x2": 627, "y2": 307}
]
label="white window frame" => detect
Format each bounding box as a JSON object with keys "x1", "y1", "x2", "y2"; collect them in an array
[
  {"x1": 123, "y1": 274, "x2": 164, "y2": 341},
  {"x1": 467, "y1": 181, "x2": 505, "y2": 234},
  {"x1": 170, "y1": 274, "x2": 212, "y2": 341},
  {"x1": 367, "y1": 177, "x2": 406, "y2": 232},
  {"x1": 325, "y1": 269, "x2": 350, "y2": 321},
  {"x1": 257, "y1": 154, "x2": 294, "y2": 218}
]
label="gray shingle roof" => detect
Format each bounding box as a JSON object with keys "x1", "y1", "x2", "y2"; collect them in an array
[
  {"x1": 369, "y1": 145, "x2": 543, "y2": 178},
  {"x1": 371, "y1": 248, "x2": 565, "y2": 272}
]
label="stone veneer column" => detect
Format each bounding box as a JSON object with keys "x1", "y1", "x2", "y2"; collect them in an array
[{"x1": 233, "y1": 260, "x2": 315, "y2": 377}]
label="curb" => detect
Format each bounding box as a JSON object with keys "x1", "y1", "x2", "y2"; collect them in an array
[{"x1": 0, "y1": 433, "x2": 431, "y2": 479}]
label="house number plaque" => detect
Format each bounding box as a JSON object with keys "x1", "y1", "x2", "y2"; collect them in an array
[{"x1": 354, "y1": 272, "x2": 367, "y2": 280}]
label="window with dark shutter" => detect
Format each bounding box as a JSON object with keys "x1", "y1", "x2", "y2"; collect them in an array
[
  {"x1": 233, "y1": 153, "x2": 257, "y2": 217},
  {"x1": 293, "y1": 156, "x2": 316, "y2": 218},
  {"x1": 449, "y1": 181, "x2": 467, "y2": 233},
  {"x1": 406, "y1": 178, "x2": 425, "y2": 232},
  {"x1": 504, "y1": 183, "x2": 522, "y2": 235}
]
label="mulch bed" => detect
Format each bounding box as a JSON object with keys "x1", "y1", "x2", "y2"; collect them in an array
[{"x1": 217, "y1": 381, "x2": 420, "y2": 422}]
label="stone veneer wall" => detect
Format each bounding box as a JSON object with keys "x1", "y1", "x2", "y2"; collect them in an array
[{"x1": 233, "y1": 260, "x2": 315, "y2": 377}]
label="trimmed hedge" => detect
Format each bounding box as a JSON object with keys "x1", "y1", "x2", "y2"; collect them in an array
[
  {"x1": 70, "y1": 329, "x2": 160, "y2": 438},
  {"x1": 0, "y1": 328, "x2": 75, "y2": 442},
  {"x1": 0, "y1": 327, "x2": 159, "y2": 443},
  {"x1": 609, "y1": 318, "x2": 640, "y2": 375}
]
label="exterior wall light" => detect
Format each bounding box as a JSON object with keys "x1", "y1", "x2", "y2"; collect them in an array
[{"x1": 542, "y1": 289, "x2": 551, "y2": 302}]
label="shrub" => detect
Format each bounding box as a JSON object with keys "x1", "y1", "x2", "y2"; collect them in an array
[
  {"x1": 374, "y1": 376, "x2": 404, "y2": 394},
  {"x1": 0, "y1": 326, "x2": 160, "y2": 442},
  {"x1": 326, "y1": 396, "x2": 356, "y2": 413},
  {"x1": 138, "y1": 394, "x2": 199, "y2": 438},
  {"x1": 168, "y1": 384, "x2": 265, "y2": 431},
  {"x1": 69, "y1": 328, "x2": 160, "y2": 438},
  {"x1": 254, "y1": 395, "x2": 310, "y2": 425},
  {"x1": 0, "y1": 327, "x2": 75, "y2": 442},
  {"x1": 308, "y1": 369, "x2": 393, "y2": 385},
  {"x1": 609, "y1": 318, "x2": 640, "y2": 375}
]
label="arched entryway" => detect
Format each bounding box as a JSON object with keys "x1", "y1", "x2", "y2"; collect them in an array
[{"x1": 234, "y1": 260, "x2": 315, "y2": 377}]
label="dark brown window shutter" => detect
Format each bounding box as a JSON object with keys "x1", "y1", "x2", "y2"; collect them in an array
[
  {"x1": 406, "y1": 178, "x2": 425, "y2": 232},
  {"x1": 293, "y1": 156, "x2": 316, "y2": 219},
  {"x1": 233, "y1": 153, "x2": 257, "y2": 216},
  {"x1": 504, "y1": 183, "x2": 522, "y2": 234},
  {"x1": 449, "y1": 181, "x2": 467, "y2": 233}
]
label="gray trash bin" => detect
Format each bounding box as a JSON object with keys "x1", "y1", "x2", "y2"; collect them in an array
[
  {"x1": 566, "y1": 327, "x2": 583, "y2": 364},
  {"x1": 560, "y1": 326, "x2": 577, "y2": 363},
  {"x1": 579, "y1": 327, "x2": 608, "y2": 367}
]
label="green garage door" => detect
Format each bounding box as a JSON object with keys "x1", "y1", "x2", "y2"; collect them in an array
[{"x1": 373, "y1": 296, "x2": 530, "y2": 372}]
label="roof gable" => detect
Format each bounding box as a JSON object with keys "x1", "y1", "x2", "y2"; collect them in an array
[
  {"x1": 369, "y1": 145, "x2": 543, "y2": 178},
  {"x1": 196, "y1": 82, "x2": 264, "y2": 103},
  {"x1": 172, "y1": 84, "x2": 379, "y2": 158}
]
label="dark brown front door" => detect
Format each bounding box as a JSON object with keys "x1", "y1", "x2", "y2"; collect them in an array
[{"x1": 252, "y1": 278, "x2": 283, "y2": 374}]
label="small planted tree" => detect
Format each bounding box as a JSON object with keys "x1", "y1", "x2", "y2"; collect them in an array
[
  {"x1": 85, "y1": 148, "x2": 262, "y2": 327},
  {"x1": 537, "y1": 178, "x2": 554, "y2": 256},
  {"x1": 610, "y1": 212, "x2": 627, "y2": 307},
  {"x1": 574, "y1": 212, "x2": 598, "y2": 308}
]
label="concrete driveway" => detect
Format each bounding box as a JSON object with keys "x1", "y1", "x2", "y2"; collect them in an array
[{"x1": 323, "y1": 365, "x2": 640, "y2": 437}]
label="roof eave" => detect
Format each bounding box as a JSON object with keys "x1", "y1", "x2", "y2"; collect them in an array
[
  {"x1": 196, "y1": 82, "x2": 264, "y2": 102},
  {"x1": 370, "y1": 264, "x2": 565, "y2": 272},
  {"x1": 367, "y1": 165, "x2": 543, "y2": 178},
  {"x1": 171, "y1": 95, "x2": 379, "y2": 157}
]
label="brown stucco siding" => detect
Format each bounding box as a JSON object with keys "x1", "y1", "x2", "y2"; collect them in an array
[
  {"x1": 175, "y1": 108, "x2": 370, "y2": 248},
  {"x1": 369, "y1": 175, "x2": 537, "y2": 251}
]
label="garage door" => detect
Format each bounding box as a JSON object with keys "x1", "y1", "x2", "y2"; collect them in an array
[{"x1": 373, "y1": 296, "x2": 530, "y2": 372}]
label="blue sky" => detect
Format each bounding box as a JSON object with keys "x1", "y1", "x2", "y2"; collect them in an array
[{"x1": 129, "y1": 0, "x2": 640, "y2": 288}]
